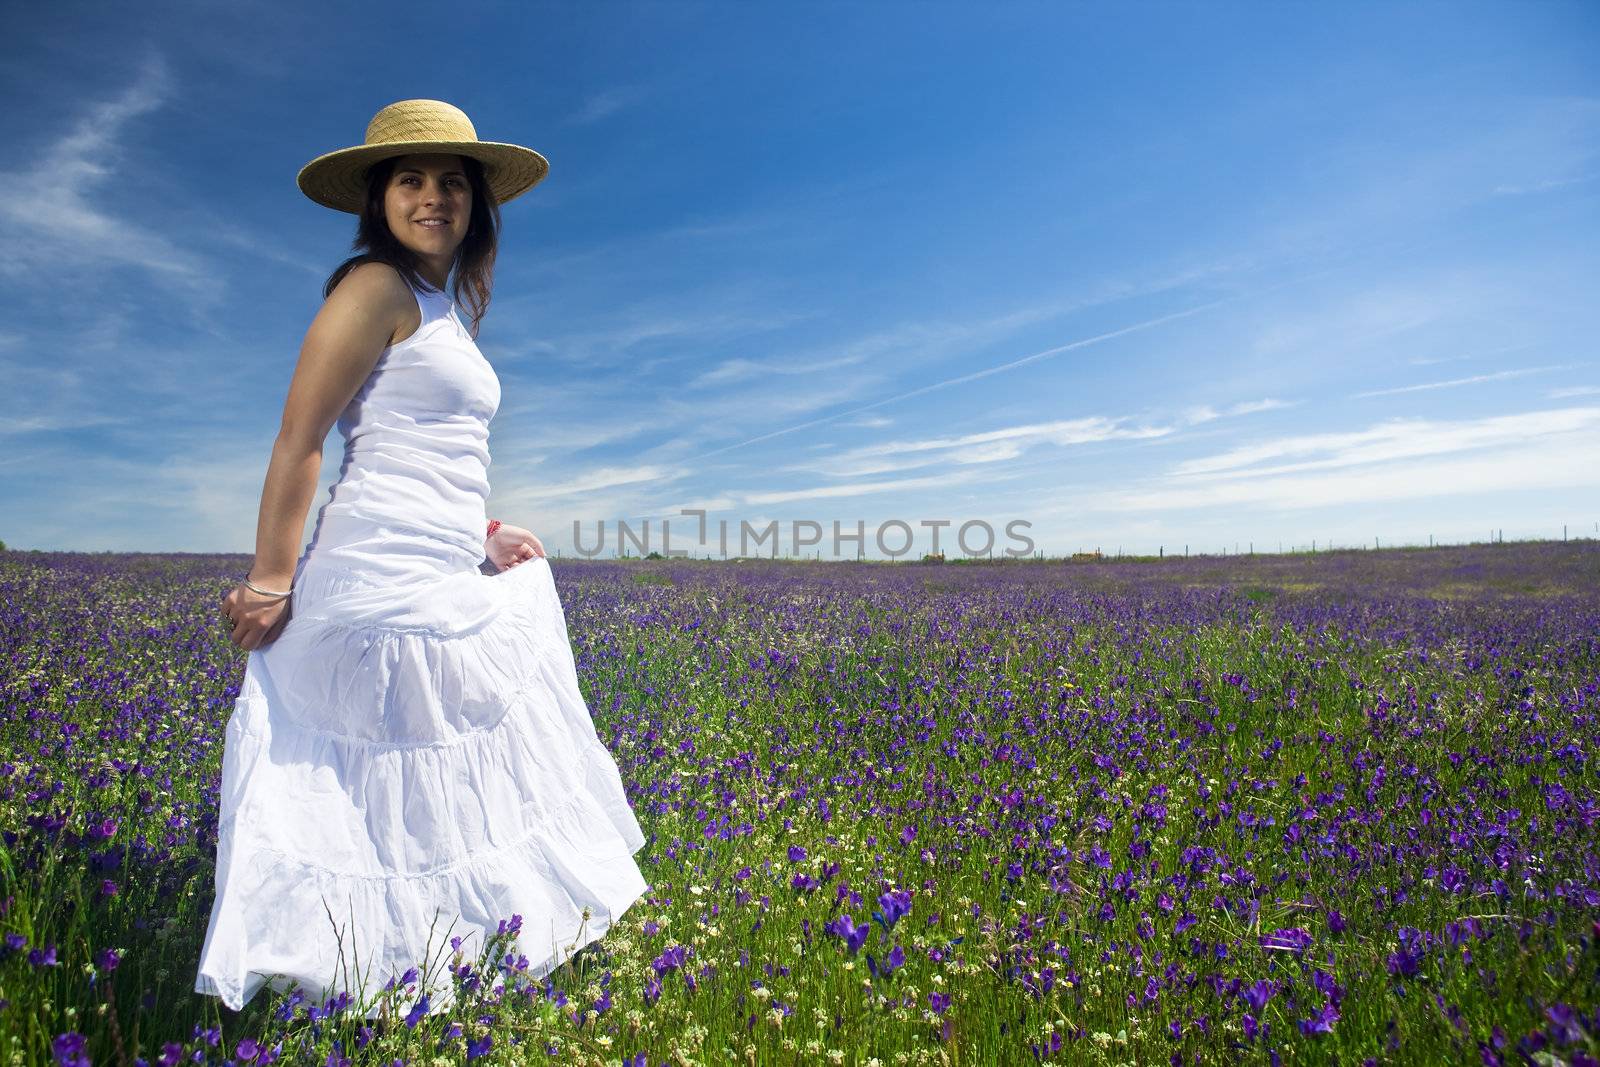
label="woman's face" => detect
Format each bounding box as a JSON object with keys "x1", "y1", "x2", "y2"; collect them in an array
[{"x1": 383, "y1": 153, "x2": 473, "y2": 273}]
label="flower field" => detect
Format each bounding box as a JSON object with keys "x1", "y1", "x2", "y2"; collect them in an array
[{"x1": 1, "y1": 543, "x2": 1596, "y2": 1065}]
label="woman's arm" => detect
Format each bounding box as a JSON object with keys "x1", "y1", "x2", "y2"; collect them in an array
[{"x1": 223, "y1": 262, "x2": 412, "y2": 650}]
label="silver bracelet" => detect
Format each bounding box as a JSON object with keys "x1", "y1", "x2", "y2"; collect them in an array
[{"x1": 243, "y1": 576, "x2": 292, "y2": 599}]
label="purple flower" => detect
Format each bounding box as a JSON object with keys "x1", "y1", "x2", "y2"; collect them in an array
[
  {"x1": 1260, "y1": 927, "x2": 1312, "y2": 954},
  {"x1": 157, "y1": 1042, "x2": 185, "y2": 1067},
  {"x1": 1387, "y1": 945, "x2": 1424, "y2": 979},
  {"x1": 1243, "y1": 979, "x2": 1275, "y2": 1013},
  {"x1": 826, "y1": 913, "x2": 871, "y2": 955},
  {"x1": 787, "y1": 845, "x2": 807, "y2": 862},
  {"x1": 652, "y1": 945, "x2": 688, "y2": 975},
  {"x1": 236, "y1": 1038, "x2": 261, "y2": 1061},
  {"x1": 96, "y1": 947, "x2": 121, "y2": 971},
  {"x1": 403, "y1": 994, "x2": 431, "y2": 1028},
  {"x1": 1298, "y1": 1000, "x2": 1340, "y2": 1036},
  {"x1": 929, "y1": 991, "x2": 950, "y2": 1015},
  {"x1": 466, "y1": 1034, "x2": 493, "y2": 1060},
  {"x1": 866, "y1": 943, "x2": 905, "y2": 981},
  {"x1": 51, "y1": 1032, "x2": 89, "y2": 1067},
  {"x1": 875, "y1": 888, "x2": 913, "y2": 929},
  {"x1": 1327, "y1": 908, "x2": 1347, "y2": 934},
  {"x1": 1545, "y1": 1003, "x2": 1584, "y2": 1046}
]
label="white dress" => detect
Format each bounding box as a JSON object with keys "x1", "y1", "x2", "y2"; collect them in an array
[{"x1": 194, "y1": 273, "x2": 648, "y2": 1017}]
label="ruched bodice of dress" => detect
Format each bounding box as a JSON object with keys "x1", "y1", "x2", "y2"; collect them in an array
[{"x1": 300, "y1": 276, "x2": 502, "y2": 579}]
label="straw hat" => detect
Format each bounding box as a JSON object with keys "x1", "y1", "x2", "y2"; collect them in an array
[{"x1": 297, "y1": 99, "x2": 549, "y2": 214}]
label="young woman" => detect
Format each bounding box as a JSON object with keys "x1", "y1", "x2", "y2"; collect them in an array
[{"x1": 194, "y1": 99, "x2": 648, "y2": 1019}]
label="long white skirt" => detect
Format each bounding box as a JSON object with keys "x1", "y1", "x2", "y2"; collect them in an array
[{"x1": 193, "y1": 548, "x2": 648, "y2": 1018}]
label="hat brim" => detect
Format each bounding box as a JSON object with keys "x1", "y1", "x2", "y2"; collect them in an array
[{"x1": 297, "y1": 140, "x2": 549, "y2": 215}]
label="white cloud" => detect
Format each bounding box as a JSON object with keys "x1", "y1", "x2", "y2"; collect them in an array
[
  {"x1": 1182, "y1": 398, "x2": 1292, "y2": 424},
  {"x1": 1352, "y1": 366, "x2": 1563, "y2": 399},
  {"x1": 689, "y1": 351, "x2": 869, "y2": 388},
  {"x1": 506, "y1": 464, "x2": 686, "y2": 502},
  {"x1": 0, "y1": 413, "x2": 125, "y2": 437},
  {"x1": 688, "y1": 298, "x2": 1231, "y2": 463},
  {"x1": 1492, "y1": 173, "x2": 1597, "y2": 196},
  {"x1": 789, "y1": 416, "x2": 1172, "y2": 478},
  {"x1": 1096, "y1": 435, "x2": 1600, "y2": 513},
  {"x1": 0, "y1": 55, "x2": 216, "y2": 298},
  {"x1": 567, "y1": 86, "x2": 649, "y2": 126},
  {"x1": 1172, "y1": 407, "x2": 1600, "y2": 479},
  {"x1": 1549, "y1": 386, "x2": 1600, "y2": 399},
  {"x1": 742, "y1": 468, "x2": 993, "y2": 506},
  {"x1": 1083, "y1": 406, "x2": 1600, "y2": 514}
]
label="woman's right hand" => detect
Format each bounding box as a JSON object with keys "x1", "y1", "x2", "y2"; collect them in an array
[{"x1": 221, "y1": 581, "x2": 294, "y2": 652}]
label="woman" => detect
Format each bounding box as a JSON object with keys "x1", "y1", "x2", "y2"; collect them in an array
[{"x1": 194, "y1": 99, "x2": 649, "y2": 1019}]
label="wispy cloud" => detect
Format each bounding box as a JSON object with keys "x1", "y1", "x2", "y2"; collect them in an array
[
  {"x1": 842, "y1": 414, "x2": 893, "y2": 429},
  {"x1": 742, "y1": 468, "x2": 993, "y2": 506},
  {"x1": 1170, "y1": 406, "x2": 1600, "y2": 480},
  {"x1": 501, "y1": 299, "x2": 815, "y2": 371},
  {"x1": 567, "y1": 85, "x2": 649, "y2": 125},
  {"x1": 1054, "y1": 406, "x2": 1600, "y2": 517},
  {"x1": 0, "y1": 413, "x2": 126, "y2": 437},
  {"x1": 496, "y1": 464, "x2": 688, "y2": 508},
  {"x1": 1181, "y1": 398, "x2": 1293, "y2": 424},
  {"x1": 686, "y1": 297, "x2": 1238, "y2": 462},
  {"x1": 1095, "y1": 436, "x2": 1600, "y2": 514},
  {"x1": 0, "y1": 54, "x2": 217, "y2": 298},
  {"x1": 788, "y1": 416, "x2": 1173, "y2": 478},
  {"x1": 689, "y1": 351, "x2": 870, "y2": 388},
  {"x1": 1549, "y1": 385, "x2": 1600, "y2": 399},
  {"x1": 1352, "y1": 366, "x2": 1563, "y2": 399},
  {"x1": 1492, "y1": 173, "x2": 1598, "y2": 196}
]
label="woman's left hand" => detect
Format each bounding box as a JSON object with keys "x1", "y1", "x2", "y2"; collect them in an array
[{"x1": 486, "y1": 521, "x2": 546, "y2": 571}]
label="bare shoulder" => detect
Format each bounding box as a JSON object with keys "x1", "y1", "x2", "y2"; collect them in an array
[{"x1": 326, "y1": 261, "x2": 419, "y2": 348}]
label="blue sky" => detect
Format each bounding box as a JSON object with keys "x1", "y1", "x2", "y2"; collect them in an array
[{"x1": 3, "y1": 1, "x2": 1597, "y2": 558}]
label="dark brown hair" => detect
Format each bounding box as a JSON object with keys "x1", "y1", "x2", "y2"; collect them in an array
[{"x1": 320, "y1": 153, "x2": 500, "y2": 338}]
